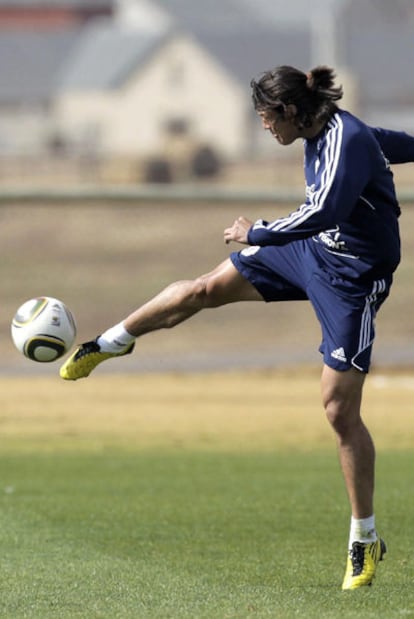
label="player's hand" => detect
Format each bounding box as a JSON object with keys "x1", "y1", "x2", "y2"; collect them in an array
[{"x1": 224, "y1": 216, "x2": 252, "y2": 245}]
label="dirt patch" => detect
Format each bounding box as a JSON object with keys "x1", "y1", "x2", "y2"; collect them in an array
[
  {"x1": 2, "y1": 200, "x2": 414, "y2": 374},
  {"x1": 0, "y1": 369, "x2": 413, "y2": 452}
]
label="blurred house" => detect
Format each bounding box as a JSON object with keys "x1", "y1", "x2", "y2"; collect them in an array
[
  {"x1": 54, "y1": 27, "x2": 248, "y2": 162},
  {"x1": 0, "y1": 0, "x2": 413, "y2": 167},
  {"x1": 52, "y1": 13, "x2": 312, "y2": 164}
]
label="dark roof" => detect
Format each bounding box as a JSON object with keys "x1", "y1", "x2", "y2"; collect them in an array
[
  {"x1": 55, "y1": 0, "x2": 312, "y2": 95},
  {"x1": 55, "y1": 21, "x2": 311, "y2": 95},
  {"x1": 0, "y1": 29, "x2": 82, "y2": 104},
  {"x1": 57, "y1": 20, "x2": 169, "y2": 91}
]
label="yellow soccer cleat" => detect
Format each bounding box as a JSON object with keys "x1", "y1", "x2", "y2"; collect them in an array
[
  {"x1": 342, "y1": 538, "x2": 386, "y2": 590},
  {"x1": 59, "y1": 339, "x2": 135, "y2": 381}
]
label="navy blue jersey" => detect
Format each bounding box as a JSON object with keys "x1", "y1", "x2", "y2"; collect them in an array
[
  {"x1": 248, "y1": 110, "x2": 414, "y2": 280},
  {"x1": 371, "y1": 126, "x2": 414, "y2": 164}
]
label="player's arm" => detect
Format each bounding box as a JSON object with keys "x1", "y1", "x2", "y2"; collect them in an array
[
  {"x1": 371, "y1": 127, "x2": 414, "y2": 164},
  {"x1": 247, "y1": 131, "x2": 371, "y2": 247}
]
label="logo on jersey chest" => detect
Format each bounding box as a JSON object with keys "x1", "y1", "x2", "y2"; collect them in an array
[{"x1": 317, "y1": 226, "x2": 347, "y2": 251}]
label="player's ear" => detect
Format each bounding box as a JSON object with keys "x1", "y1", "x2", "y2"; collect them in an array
[{"x1": 285, "y1": 104, "x2": 298, "y2": 119}]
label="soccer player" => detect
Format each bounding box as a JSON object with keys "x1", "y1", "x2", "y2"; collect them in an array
[{"x1": 60, "y1": 66, "x2": 414, "y2": 589}]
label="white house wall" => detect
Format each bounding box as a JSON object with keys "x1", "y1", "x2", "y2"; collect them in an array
[{"x1": 54, "y1": 35, "x2": 248, "y2": 160}]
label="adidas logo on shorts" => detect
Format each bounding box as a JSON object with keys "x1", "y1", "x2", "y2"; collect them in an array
[{"x1": 331, "y1": 347, "x2": 347, "y2": 362}]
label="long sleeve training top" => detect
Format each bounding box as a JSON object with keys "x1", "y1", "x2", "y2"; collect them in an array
[{"x1": 248, "y1": 110, "x2": 414, "y2": 280}]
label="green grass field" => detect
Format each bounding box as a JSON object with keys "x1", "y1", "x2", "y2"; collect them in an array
[
  {"x1": 0, "y1": 370, "x2": 413, "y2": 618},
  {"x1": 1, "y1": 198, "x2": 414, "y2": 616}
]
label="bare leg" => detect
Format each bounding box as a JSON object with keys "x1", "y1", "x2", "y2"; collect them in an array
[
  {"x1": 124, "y1": 258, "x2": 263, "y2": 337},
  {"x1": 60, "y1": 258, "x2": 263, "y2": 380},
  {"x1": 321, "y1": 365, "x2": 374, "y2": 518}
]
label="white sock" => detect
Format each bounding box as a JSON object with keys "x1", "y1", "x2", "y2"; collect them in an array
[
  {"x1": 97, "y1": 322, "x2": 136, "y2": 353},
  {"x1": 348, "y1": 515, "x2": 377, "y2": 549}
]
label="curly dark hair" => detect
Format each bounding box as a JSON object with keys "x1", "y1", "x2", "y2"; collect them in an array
[{"x1": 251, "y1": 65, "x2": 343, "y2": 128}]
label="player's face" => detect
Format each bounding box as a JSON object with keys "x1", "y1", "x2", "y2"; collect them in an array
[{"x1": 258, "y1": 109, "x2": 300, "y2": 145}]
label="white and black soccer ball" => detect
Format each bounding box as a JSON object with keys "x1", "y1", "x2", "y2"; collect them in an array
[{"x1": 11, "y1": 297, "x2": 77, "y2": 362}]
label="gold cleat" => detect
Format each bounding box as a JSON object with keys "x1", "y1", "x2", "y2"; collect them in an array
[
  {"x1": 59, "y1": 339, "x2": 134, "y2": 381},
  {"x1": 342, "y1": 538, "x2": 386, "y2": 590}
]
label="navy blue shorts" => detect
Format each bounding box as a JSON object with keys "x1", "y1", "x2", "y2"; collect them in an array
[{"x1": 230, "y1": 241, "x2": 392, "y2": 373}]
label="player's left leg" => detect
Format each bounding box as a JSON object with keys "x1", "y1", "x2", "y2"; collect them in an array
[
  {"x1": 321, "y1": 365, "x2": 373, "y2": 517},
  {"x1": 321, "y1": 365, "x2": 386, "y2": 589}
]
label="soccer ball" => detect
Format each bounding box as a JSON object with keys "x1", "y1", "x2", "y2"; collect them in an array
[{"x1": 11, "y1": 296, "x2": 77, "y2": 362}]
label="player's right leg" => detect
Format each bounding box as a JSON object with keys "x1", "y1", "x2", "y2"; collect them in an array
[
  {"x1": 123, "y1": 257, "x2": 263, "y2": 336},
  {"x1": 59, "y1": 259, "x2": 263, "y2": 380}
]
